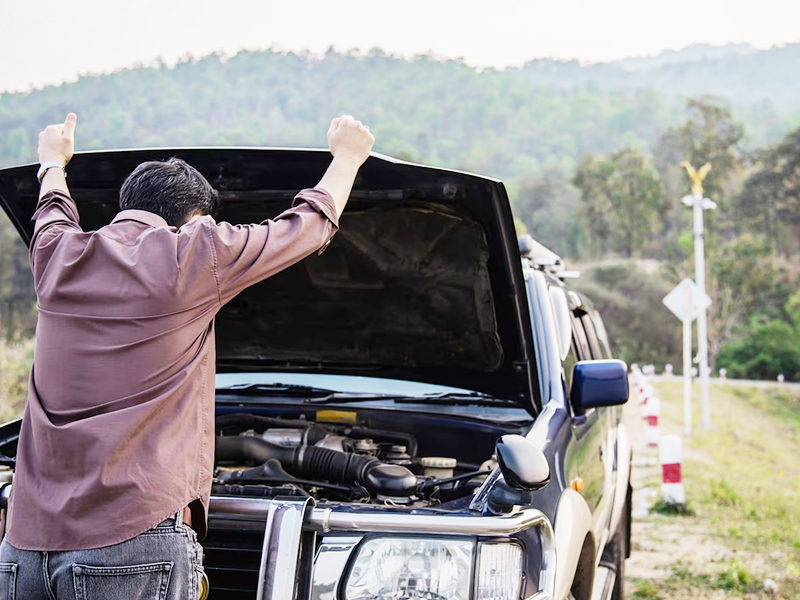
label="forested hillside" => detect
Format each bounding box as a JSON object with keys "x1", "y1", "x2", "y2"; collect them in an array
[{"x1": 1, "y1": 44, "x2": 799, "y2": 387}]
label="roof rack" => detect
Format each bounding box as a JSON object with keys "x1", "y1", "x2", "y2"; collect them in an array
[{"x1": 517, "y1": 235, "x2": 579, "y2": 279}]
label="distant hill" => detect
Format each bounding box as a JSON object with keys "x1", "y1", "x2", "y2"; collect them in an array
[
  {"x1": 615, "y1": 43, "x2": 758, "y2": 71},
  {"x1": 520, "y1": 43, "x2": 800, "y2": 112},
  {"x1": 0, "y1": 44, "x2": 798, "y2": 181}
]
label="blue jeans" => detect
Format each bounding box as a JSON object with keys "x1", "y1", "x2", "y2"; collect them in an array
[{"x1": 0, "y1": 515, "x2": 204, "y2": 600}]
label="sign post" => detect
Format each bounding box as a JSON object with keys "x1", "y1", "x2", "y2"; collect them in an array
[
  {"x1": 680, "y1": 162, "x2": 716, "y2": 429},
  {"x1": 683, "y1": 284, "x2": 692, "y2": 435},
  {"x1": 662, "y1": 278, "x2": 711, "y2": 435}
]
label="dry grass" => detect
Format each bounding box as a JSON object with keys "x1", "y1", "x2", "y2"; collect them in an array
[
  {"x1": 0, "y1": 338, "x2": 31, "y2": 422},
  {"x1": 627, "y1": 378, "x2": 800, "y2": 599}
]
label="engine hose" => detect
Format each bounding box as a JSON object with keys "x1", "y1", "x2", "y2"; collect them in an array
[{"x1": 215, "y1": 435, "x2": 417, "y2": 496}]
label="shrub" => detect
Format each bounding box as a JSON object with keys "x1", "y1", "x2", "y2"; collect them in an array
[{"x1": 717, "y1": 317, "x2": 800, "y2": 381}]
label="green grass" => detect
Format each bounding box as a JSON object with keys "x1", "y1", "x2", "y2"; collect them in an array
[
  {"x1": 650, "y1": 497, "x2": 696, "y2": 516},
  {"x1": 651, "y1": 380, "x2": 800, "y2": 598},
  {"x1": 631, "y1": 580, "x2": 662, "y2": 599}
]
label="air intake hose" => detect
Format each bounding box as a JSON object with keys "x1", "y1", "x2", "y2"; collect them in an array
[{"x1": 215, "y1": 435, "x2": 417, "y2": 496}]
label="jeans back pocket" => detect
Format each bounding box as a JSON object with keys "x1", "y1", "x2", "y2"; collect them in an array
[
  {"x1": 73, "y1": 562, "x2": 172, "y2": 600},
  {"x1": 0, "y1": 563, "x2": 16, "y2": 600}
]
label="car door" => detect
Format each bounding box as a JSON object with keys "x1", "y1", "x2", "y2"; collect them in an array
[
  {"x1": 563, "y1": 303, "x2": 613, "y2": 551},
  {"x1": 579, "y1": 310, "x2": 617, "y2": 539}
]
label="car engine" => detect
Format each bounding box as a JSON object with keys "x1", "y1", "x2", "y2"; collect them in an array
[{"x1": 213, "y1": 413, "x2": 492, "y2": 507}]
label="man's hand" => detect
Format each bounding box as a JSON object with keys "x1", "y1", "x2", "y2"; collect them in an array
[
  {"x1": 316, "y1": 115, "x2": 375, "y2": 218},
  {"x1": 38, "y1": 113, "x2": 77, "y2": 168},
  {"x1": 327, "y1": 115, "x2": 374, "y2": 167}
]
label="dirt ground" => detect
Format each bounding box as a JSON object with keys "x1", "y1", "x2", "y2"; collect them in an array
[{"x1": 622, "y1": 391, "x2": 785, "y2": 599}]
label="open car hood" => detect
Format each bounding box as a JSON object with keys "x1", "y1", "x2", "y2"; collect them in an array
[{"x1": 0, "y1": 149, "x2": 538, "y2": 414}]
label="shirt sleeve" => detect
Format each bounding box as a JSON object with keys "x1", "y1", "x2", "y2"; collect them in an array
[
  {"x1": 29, "y1": 190, "x2": 82, "y2": 281},
  {"x1": 207, "y1": 188, "x2": 339, "y2": 304}
]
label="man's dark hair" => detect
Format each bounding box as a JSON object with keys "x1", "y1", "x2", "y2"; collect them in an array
[{"x1": 119, "y1": 158, "x2": 220, "y2": 227}]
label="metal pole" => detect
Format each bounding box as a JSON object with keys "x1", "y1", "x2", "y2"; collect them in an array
[
  {"x1": 692, "y1": 191, "x2": 712, "y2": 428},
  {"x1": 683, "y1": 284, "x2": 692, "y2": 435}
]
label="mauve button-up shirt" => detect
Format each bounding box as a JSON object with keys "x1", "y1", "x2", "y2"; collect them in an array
[{"x1": 6, "y1": 186, "x2": 338, "y2": 550}]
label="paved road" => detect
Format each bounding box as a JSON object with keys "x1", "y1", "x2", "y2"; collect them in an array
[{"x1": 646, "y1": 374, "x2": 800, "y2": 390}]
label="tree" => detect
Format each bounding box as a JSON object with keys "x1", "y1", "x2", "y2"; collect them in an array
[
  {"x1": 653, "y1": 97, "x2": 745, "y2": 252},
  {"x1": 717, "y1": 317, "x2": 800, "y2": 381},
  {"x1": 0, "y1": 217, "x2": 36, "y2": 342},
  {"x1": 736, "y1": 126, "x2": 800, "y2": 255},
  {"x1": 513, "y1": 162, "x2": 583, "y2": 258},
  {"x1": 706, "y1": 234, "x2": 788, "y2": 371},
  {"x1": 787, "y1": 290, "x2": 800, "y2": 335},
  {"x1": 573, "y1": 148, "x2": 664, "y2": 257}
]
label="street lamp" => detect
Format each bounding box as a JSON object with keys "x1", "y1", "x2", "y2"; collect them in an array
[{"x1": 680, "y1": 161, "x2": 716, "y2": 429}]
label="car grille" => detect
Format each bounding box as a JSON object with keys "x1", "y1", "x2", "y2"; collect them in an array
[{"x1": 201, "y1": 518, "x2": 265, "y2": 599}]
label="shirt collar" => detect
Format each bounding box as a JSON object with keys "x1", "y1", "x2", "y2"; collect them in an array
[{"x1": 111, "y1": 210, "x2": 170, "y2": 229}]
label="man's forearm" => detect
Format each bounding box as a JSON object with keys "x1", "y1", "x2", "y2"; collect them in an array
[
  {"x1": 39, "y1": 166, "x2": 70, "y2": 200},
  {"x1": 314, "y1": 155, "x2": 362, "y2": 218}
]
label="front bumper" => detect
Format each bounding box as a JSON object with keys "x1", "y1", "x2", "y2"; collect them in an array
[{"x1": 209, "y1": 495, "x2": 556, "y2": 600}]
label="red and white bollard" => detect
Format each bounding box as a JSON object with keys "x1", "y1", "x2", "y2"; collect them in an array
[
  {"x1": 645, "y1": 396, "x2": 660, "y2": 447},
  {"x1": 659, "y1": 435, "x2": 685, "y2": 505},
  {"x1": 640, "y1": 384, "x2": 655, "y2": 420}
]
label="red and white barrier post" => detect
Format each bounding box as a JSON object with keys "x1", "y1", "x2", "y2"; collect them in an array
[
  {"x1": 659, "y1": 435, "x2": 685, "y2": 505},
  {"x1": 645, "y1": 397, "x2": 661, "y2": 447}
]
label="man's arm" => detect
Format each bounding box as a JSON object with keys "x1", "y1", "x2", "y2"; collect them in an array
[
  {"x1": 315, "y1": 115, "x2": 375, "y2": 217},
  {"x1": 38, "y1": 113, "x2": 76, "y2": 200},
  {"x1": 209, "y1": 114, "x2": 374, "y2": 303},
  {"x1": 30, "y1": 113, "x2": 81, "y2": 281}
]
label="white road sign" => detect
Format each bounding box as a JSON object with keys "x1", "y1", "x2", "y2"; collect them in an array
[{"x1": 662, "y1": 278, "x2": 711, "y2": 323}]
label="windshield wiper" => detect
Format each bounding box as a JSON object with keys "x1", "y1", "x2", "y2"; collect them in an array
[
  {"x1": 215, "y1": 383, "x2": 340, "y2": 396},
  {"x1": 395, "y1": 392, "x2": 518, "y2": 407},
  {"x1": 216, "y1": 383, "x2": 518, "y2": 407},
  {"x1": 306, "y1": 391, "x2": 517, "y2": 406},
  {"x1": 216, "y1": 382, "x2": 395, "y2": 402}
]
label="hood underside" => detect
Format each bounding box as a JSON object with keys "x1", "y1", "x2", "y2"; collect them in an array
[{"x1": 0, "y1": 148, "x2": 538, "y2": 412}]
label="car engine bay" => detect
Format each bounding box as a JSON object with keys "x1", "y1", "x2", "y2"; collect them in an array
[{"x1": 213, "y1": 413, "x2": 499, "y2": 507}]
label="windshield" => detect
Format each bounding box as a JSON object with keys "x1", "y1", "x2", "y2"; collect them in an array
[{"x1": 215, "y1": 372, "x2": 478, "y2": 396}]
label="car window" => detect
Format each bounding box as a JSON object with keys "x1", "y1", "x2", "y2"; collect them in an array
[
  {"x1": 580, "y1": 314, "x2": 603, "y2": 360},
  {"x1": 571, "y1": 313, "x2": 592, "y2": 361},
  {"x1": 590, "y1": 310, "x2": 613, "y2": 358},
  {"x1": 562, "y1": 339, "x2": 579, "y2": 393}
]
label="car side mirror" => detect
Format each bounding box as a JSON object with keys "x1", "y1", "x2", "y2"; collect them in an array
[
  {"x1": 570, "y1": 359, "x2": 629, "y2": 412},
  {"x1": 495, "y1": 434, "x2": 550, "y2": 491}
]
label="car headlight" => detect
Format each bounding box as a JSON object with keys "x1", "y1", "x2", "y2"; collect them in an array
[
  {"x1": 476, "y1": 542, "x2": 524, "y2": 600},
  {"x1": 342, "y1": 537, "x2": 524, "y2": 600},
  {"x1": 344, "y1": 537, "x2": 473, "y2": 600}
]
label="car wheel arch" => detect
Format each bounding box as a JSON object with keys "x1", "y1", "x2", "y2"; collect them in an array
[{"x1": 552, "y1": 487, "x2": 594, "y2": 600}]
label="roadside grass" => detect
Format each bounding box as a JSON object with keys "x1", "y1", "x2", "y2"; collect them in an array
[
  {"x1": 631, "y1": 559, "x2": 763, "y2": 599},
  {"x1": 0, "y1": 338, "x2": 31, "y2": 422},
  {"x1": 651, "y1": 379, "x2": 800, "y2": 598}
]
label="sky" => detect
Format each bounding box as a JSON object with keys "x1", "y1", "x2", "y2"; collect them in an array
[{"x1": 1, "y1": 0, "x2": 798, "y2": 93}]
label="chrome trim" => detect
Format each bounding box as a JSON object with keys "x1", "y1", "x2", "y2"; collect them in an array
[
  {"x1": 468, "y1": 466, "x2": 502, "y2": 512},
  {"x1": 311, "y1": 536, "x2": 362, "y2": 600},
  {"x1": 255, "y1": 497, "x2": 313, "y2": 600},
  {"x1": 210, "y1": 495, "x2": 557, "y2": 599}
]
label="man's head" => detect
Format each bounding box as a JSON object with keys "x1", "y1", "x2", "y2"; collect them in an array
[{"x1": 119, "y1": 158, "x2": 220, "y2": 227}]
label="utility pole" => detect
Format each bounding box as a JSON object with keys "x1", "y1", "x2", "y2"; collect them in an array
[{"x1": 680, "y1": 161, "x2": 716, "y2": 429}]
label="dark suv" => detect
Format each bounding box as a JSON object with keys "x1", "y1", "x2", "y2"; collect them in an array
[{"x1": 0, "y1": 149, "x2": 631, "y2": 600}]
